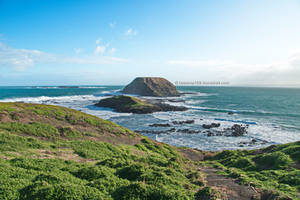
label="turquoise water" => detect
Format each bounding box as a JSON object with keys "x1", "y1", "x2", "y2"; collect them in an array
[
  {"x1": 1, "y1": 86, "x2": 299, "y2": 150},
  {"x1": 178, "y1": 86, "x2": 300, "y2": 131}
]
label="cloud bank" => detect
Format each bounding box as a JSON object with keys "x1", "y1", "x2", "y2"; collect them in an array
[
  {"x1": 0, "y1": 42, "x2": 55, "y2": 70},
  {"x1": 0, "y1": 42, "x2": 127, "y2": 70},
  {"x1": 168, "y1": 52, "x2": 300, "y2": 86}
]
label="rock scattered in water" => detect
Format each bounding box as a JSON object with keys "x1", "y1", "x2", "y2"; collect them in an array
[
  {"x1": 149, "y1": 123, "x2": 171, "y2": 127},
  {"x1": 205, "y1": 130, "x2": 223, "y2": 137},
  {"x1": 202, "y1": 123, "x2": 220, "y2": 129},
  {"x1": 135, "y1": 128, "x2": 176, "y2": 134},
  {"x1": 205, "y1": 124, "x2": 248, "y2": 137},
  {"x1": 177, "y1": 129, "x2": 201, "y2": 134},
  {"x1": 167, "y1": 99, "x2": 185, "y2": 103},
  {"x1": 122, "y1": 77, "x2": 180, "y2": 97},
  {"x1": 228, "y1": 124, "x2": 248, "y2": 137},
  {"x1": 238, "y1": 139, "x2": 268, "y2": 147},
  {"x1": 137, "y1": 121, "x2": 249, "y2": 138},
  {"x1": 172, "y1": 120, "x2": 195, "y2": 125}
]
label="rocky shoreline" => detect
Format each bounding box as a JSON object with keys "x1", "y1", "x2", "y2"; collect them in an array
[
  {"x1": 135, "y1": 123, "x2": 247, "y2": 136},
  {"x1": 94, "y1": 77, "x2": 270, "y2": 148},
  {"x1": 134, "y1": 121, "x2": 269, "y2": 147}
]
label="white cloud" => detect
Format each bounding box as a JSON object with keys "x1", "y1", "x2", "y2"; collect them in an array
[
  {"x1": 62, "y1": 56, "x2": 128, "y2": 65},
  {"x1": 96, "y1": 37, "x2": 101, "y2": 45},
  {"x1": 94, "y1": 37, "x2": 111, "y2": 55},
  {"x1": 109, "y1": 48, "x2": 116, "y2": 54},
  {"x1": 168, "y1": 53, "x2": 300, "y2": 86},
  {"x1": 0, "y1": 42, "x2": 55, "y2": 71},
  {"x1": 125, "y1": 28, "x2": 137, "y2": 36},
  {"x1": 94, "y1": 45, "x2": 106, "y2": 55},
  {"x1": 109, "y1": 22, "x2": 116, "y2": 28},
  {"x1": 74, "y1": 48, "x2": 83, "y2": 54},
  {"x1": 168, "y1": 60, "x2": 235, "y2": 67},
  {"x1": 0, "y1": 42, "x2": 128, "y2": 70}
]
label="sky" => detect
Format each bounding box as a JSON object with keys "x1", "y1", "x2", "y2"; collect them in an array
[{"x1": 1, "y1": 0, "x2": 300, "y2": 86}]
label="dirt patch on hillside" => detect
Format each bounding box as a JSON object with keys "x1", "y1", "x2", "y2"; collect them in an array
[
  {"x1": 179, "y1": 150, "x2": 261, "y2": 200},
  {"x1": 34, "y1": 149, "x2": 96, "y2": 163}
]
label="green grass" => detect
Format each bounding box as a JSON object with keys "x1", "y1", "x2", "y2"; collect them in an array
[
  {"x1": 0, "y1": 129, "x2": 199, "y2": 199},
  {"x1": 0, "y1": 102, "x2": 205, "y2": 200},
  {"x1": 209, "y1": 141, "x2": 300, "y2": 199},
  {"x1": 0, "y1": 122, "x2": 60, "y2": 138},
  {"x1": 0, "y1": 102, "x2": 135, "y2": 137},
  {"x1": 0, "y1": 102, "x2": 299, "y2": 199}
]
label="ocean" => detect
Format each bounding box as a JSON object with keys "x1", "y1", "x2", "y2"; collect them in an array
[{"x1": 1, "y1": 86, "x2": 300, "y2": 151}]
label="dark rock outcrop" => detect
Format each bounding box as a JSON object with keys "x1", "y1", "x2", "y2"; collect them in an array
[
  {"x1": 95, "y1": 95, "x2": 187, "y2": 114},
  {"x1": 205, "y1": 124, "x2": 248, "y2": 137},
  {"x1": 149, "y1": 123, "x2": 171, "y2": 127},
  {"x1": 238, "y1": 139, "x2": 268, "y2": 147},
  {"x1": 172, "y1": 120, "x2": 195, "y2": 125},
  {"x1": 177, "y1": 129, "x2": 201, "y2": 134},
  {"x1": 122, "y1": 77, "x2": 180, "y2": 97},
  {"x1": 227, "y1": 124, "x2": 248, "y2": 137},
  {"x1": 202, "y1": 123, "x2": 220, "y2": 129},
  {"x1": 135, "y1": 128, "x2": 176, "y2": 134}
]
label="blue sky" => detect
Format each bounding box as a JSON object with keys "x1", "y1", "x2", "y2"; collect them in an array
[{"x1": 1, "y1": 0, "x2": 300, "y2": 86}]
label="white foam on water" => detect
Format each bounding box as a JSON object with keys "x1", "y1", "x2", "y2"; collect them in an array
[
  {"x1": 78, "y1": 86, "x2": 106, "y2": 89},
  {"x1": 248, "y1": 123, "x2": 300, "y2": 144},
  {"x1": 151, "y1": 106, "x2": 300, "y2": 150},
  {"x1": 0, "y1": 95, "x2": 100, "y2": 104},
  {"x1": 185, "y1": 100, "x2": 207, "y2": 105},
  {"x1": 1, "y1": 87, "x2": 299, "y2": 151}
]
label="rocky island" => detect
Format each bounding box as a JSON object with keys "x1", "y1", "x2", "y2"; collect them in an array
[
  {"x1": 95, "y1": 95, "x2": 187, "y2": 114},
  {"x1": 122, "y1": 77, "x2": 180, "y2": 97},
  {"x1": 95, "y1": 77, "x2": 187, "y2": 114}
]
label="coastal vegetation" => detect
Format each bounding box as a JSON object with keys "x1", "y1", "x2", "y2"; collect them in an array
[
  {"x1": 207, "y1": 142, "x2": 300, "y2": 199},
  {"x1": 0, "y1": 102, "x2": 299, "y2": 199}
]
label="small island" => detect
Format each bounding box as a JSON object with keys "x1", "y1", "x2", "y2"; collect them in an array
[{"x1": 95, "y1": 95, "x2": 187, "y2": 114}]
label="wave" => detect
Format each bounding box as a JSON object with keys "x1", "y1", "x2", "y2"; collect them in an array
[
  {"x1": 78, "y1": 86, "x2": 106, "y2": 89},
  {"x1": 0, "y1": 94, "x2": 132, "y2": 120},
  {"x1": 0, "y1": 95, "x2": 100, "y2": 104},
  {"x1": 188, "y1": 106, "x2": 300, "y2": 118},
  {"x1": 28, "y1": 86, "x2": 106, "y2": 89},
  {"x1": 214, "y1": 118, "x2": 257, "y2": 125},
  {"x1": 30, "y1": 86, "x2": 59, "y2": 89},
  {"x1": 94, "y1": 90, "x2": 122, "y2": 97},
  {"x1": 179, "y1": 91, "x2": 217, "y2": 97},
  {"x1": 185, "y1": 100, "x2": 207, "y2": 105}
]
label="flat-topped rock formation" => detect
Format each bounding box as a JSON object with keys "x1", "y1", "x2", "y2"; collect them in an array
[{"x1": 122, "y1": 77, "x2": 180, "y2": 97}]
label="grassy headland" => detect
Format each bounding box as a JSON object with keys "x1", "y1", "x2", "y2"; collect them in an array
[{"x1": 0, "y1": 102, "x2": 299, "y2": 199}]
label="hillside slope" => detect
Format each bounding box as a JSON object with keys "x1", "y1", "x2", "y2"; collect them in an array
[
  {"x1": 0, "y1": 103, "x2": 204, "y2": 200},
  {"x1": 0, "y1": 102, "x2": 299, "y2": 200}
]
